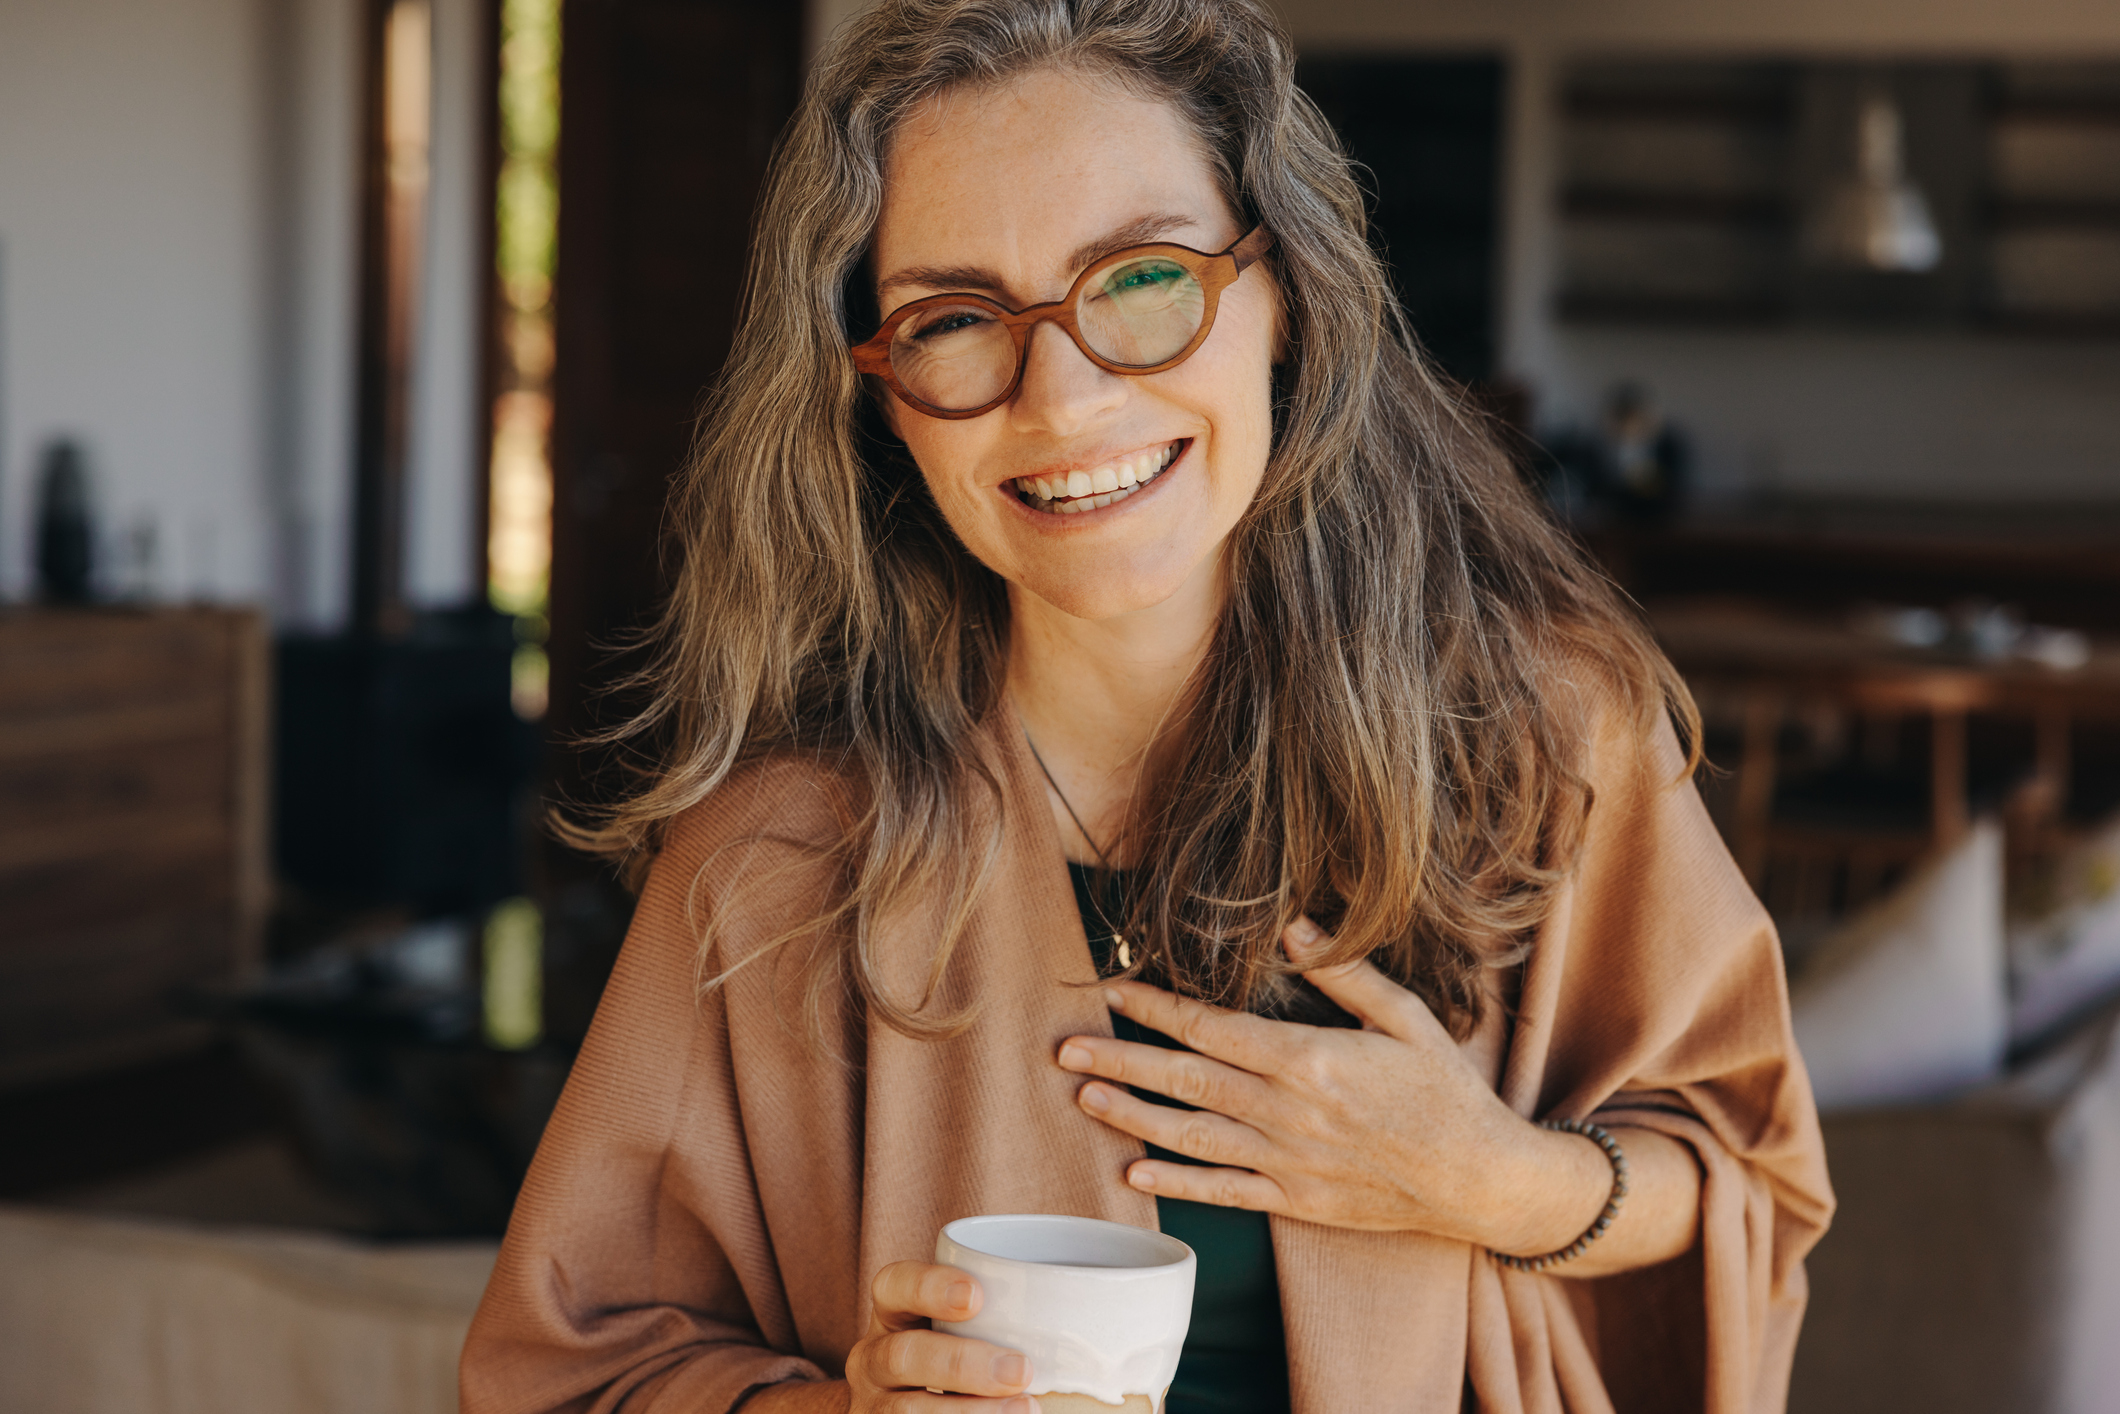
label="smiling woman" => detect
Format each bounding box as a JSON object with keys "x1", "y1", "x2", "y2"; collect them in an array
[
  {"x1": 870, "y1": 73, "x2": 1279, "y2": 631},
  {"x1": 458, "y1": 3, "x2": 1833, "y2": 1413}
]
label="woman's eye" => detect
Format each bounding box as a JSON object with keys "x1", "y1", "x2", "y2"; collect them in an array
[
  {"x1": 1114, "y1": 265, "x2": 1182, "y2": 291},
  {"x1": 909, "y1": 309, "x2": 989, "y2": 341},
  {"x1": 1092, "y1": 261, "x2": 1191, "y2": 307}
]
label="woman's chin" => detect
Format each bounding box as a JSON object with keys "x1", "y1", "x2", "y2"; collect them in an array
[{"x1": 1009, "y1": 557, "x2": 1209, "y2": 624}]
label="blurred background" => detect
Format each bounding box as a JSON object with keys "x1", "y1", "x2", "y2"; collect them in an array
[{"x1": 2, "y1": 0, "x2": 2118, "y2": 1410}]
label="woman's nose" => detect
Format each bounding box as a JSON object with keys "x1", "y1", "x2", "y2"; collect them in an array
[{"x1": 1009, "y1": 319, "x2": 1127, "y2": 435}]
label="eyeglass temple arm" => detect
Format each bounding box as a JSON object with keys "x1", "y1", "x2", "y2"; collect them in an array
[
  {"x1": 850, "y1": 337, "x2": 892, "y2": 374},
  {"x1": 1229, "y1": 225, "x2": 1277, "y2": 272}
]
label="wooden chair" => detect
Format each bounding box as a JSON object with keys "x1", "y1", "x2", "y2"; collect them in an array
[{"x1": 1655, "y1": 601, "x2": 2113, "y2": 924}]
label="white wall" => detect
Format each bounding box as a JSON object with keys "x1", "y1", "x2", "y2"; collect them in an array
[
  {"x1": 0, "y1": 0, "x2": 272, "y2": 603},
  {"x1": 0, "y1": 0, "x2": 488, "y2": 624},
  {"x1": 1543, "y1": 328, "x2": 2120, "y2": 502},
  {"x1": 1274, "y1": 0, "x2": 2120, "y2": 504}
]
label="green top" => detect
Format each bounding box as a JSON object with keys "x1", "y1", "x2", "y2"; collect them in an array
[{"x1": 1068, "y1": 864, "x2": 1292, "y2": 1414}]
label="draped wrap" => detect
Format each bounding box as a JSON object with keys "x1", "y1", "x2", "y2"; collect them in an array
[{"x1": 462, "y1": 685, "x2": 1832, "y2": 1413}]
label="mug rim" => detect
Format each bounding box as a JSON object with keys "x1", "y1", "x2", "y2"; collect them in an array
[{"x1": 940, "y1": 1213, "x2": 1195, "y2": 1274}]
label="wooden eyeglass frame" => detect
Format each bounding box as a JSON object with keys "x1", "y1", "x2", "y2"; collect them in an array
[{"x1": 850, "y1": 225, "x2": 1276, "y2": 420}]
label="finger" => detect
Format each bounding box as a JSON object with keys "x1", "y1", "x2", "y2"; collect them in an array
[
  {"x1": 852, "y1": 1328, "x2": 1033, "y2": 1398},
  {"x1": 1057, "y1": 1035, "x2": 1265, "y2": 1116},
  {"x1": 869, "y1": 1260, "x2": 981, "y2": 1334},
  {"x1": 1282, "y1": 918, "x2": 1439, "y2": 1044},
  {"x1": 1100, "y1": 982, "x2": 1305, "y2": 1073},
  {"x1": 1076, "y1": 1080, "x2": 1269, "y2": 1169},
  {"x1": 1279, "y1": 915, "x2": 1333, "y2": 967},
  {"x1": 1123, "y1": 1158, "x2": 1288, "y2": 1213}
]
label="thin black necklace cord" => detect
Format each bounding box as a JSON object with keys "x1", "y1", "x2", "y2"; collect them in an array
[
  {"x1": 1024, "y1": 730, "x2": 1135, "y2": 970},
  {"x1": 1022, "y1": 731, "x2": 1115, "y2": 871}
]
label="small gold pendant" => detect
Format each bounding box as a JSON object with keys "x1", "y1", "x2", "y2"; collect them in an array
[{"x1": 1114, "y1": 935, "x2": 1132, "y2": 969}]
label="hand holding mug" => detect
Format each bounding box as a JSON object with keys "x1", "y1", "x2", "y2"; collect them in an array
[
  {"x1": 844, "y1": 1260, "x2": 1038, "y2": 1412},
  {"x1": 933, "y1": 1215, "x2": 1193, "y2": 1413}
]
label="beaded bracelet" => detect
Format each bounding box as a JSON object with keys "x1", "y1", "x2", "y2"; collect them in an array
[{"x1": 1490, "y1": 1118, "x2": 1630, "y2": 1272}]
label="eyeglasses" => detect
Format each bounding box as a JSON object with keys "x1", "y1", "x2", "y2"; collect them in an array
[{"x1": 851, "y1": 226, "x2": 1276, "y2": 419}]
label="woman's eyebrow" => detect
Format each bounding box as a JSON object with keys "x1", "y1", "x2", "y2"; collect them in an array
[
  {"x1": 875, "y1": 212, "x2": 1202, "y2": 301},
  {"x1": 1063, "y1": 212, "x2": 1199, "y2": 277}
]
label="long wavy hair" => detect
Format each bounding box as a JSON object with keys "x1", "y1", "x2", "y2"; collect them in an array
[{"x1": 574, "y1": 0, "x2": 1699, "y2": 1042}]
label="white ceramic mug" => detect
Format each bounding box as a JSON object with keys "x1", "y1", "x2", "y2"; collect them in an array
[{"x1": 934, "y1": 1214, "x2": 1196, "y2": 1412}]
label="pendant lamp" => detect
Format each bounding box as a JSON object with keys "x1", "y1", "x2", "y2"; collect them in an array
[{"x1": 1805, "y1": 91, "x2": 1943, "y2": 272}]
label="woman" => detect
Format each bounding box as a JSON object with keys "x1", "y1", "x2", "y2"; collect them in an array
[{"x1": 462, "y1": 1, "x2": 1831, "y2": 1410}]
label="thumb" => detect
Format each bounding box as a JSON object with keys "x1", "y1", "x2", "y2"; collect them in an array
[{"x1": 1282, "y1": 916, "x2": 1431, "y2": 1042}]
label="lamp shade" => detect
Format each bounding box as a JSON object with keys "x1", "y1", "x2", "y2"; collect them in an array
[{"x1": 1805, "y1": 93, "x2": 1942, "y2": 273}]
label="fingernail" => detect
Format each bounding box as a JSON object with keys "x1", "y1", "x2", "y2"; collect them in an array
[
  {"x1": 946, "y1": 1279, "x2": 974, "y2": 1311},
  {"x1": 1128, "y1": 1166, "x2": 1156, "y2": 1191},
  {"x1": 1058, "y1": 1042, "x2": 1092, "y2": 1070},
  {"x1": 995, "y1": 1352, "x2": 1029, "y2": 1387},
  {"x1": 1079, "y1": 1083, "x2": 1110, "y2": 1114},
  {"x1": 1286, "y1": 915, "x2": 1324, "y2": 945},
  {"x1": 1103, "y1": 986, "x2": 1126, "y2": 1011},
  {"x1": 1005, "y1": 1399, "x2": 1036, "y2": 1414}
]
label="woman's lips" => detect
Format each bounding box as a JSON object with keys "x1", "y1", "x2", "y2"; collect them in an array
[{"x1": 1010, "y1": 441, "x2": 1183, "y2": 515}]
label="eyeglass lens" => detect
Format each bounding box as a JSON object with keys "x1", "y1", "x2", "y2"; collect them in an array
[{"x1": 886, "y1": 253, "x2": 1209, "y2": 412}]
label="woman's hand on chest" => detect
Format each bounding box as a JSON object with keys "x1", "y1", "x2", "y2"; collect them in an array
[{"x1": 1056, "y1": 918, "x2": 1612, "y2": 1259}]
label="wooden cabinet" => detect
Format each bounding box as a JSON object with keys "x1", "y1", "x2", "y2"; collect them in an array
[
  {"x1": 1557, "y1": 59, "x2": 2120, "y2": 330},
  {"x1": 1559, "y1": 61, "x2": 1800, "y2": 322},
  {"x1": 1984, "y1": 66, "x2": 2120, "y2": 332},
  {"x1": 0, "y1": 608, "x2": 269, "y2": 1087}
]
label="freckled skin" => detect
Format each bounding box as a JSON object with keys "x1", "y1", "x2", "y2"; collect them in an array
[{"x1": 872, "y1": 67, "x2": 1280, "y2": 626}]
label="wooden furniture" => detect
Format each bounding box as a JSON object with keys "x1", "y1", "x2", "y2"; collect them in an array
[
  {"x1": 1591, "y1": 510, "x2": 2120, "y2": 635},
  {"x1": 1557, "y1": 59, "x2": 2120, "y2": 331},
  {"x1": 0, "y1": 608, "x2": 270, "y2": 1088},
  {"x1": 1650, "y1": 599, "x2": 2120, "y2": 915},
  {"x1": 1559, "y1": 60, "x2": 1800, "y2": 323},
  {"x1": 1983, "y1": 69, "x2": 2120, "y2": 334}
]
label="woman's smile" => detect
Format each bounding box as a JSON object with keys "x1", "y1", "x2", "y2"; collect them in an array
[
  {"x1": 872, "y1": 66, "x2": 1277, "y2": 624},
  {"x1": 1009, "y1": 439, "x2": 1185, "y2": 515}
]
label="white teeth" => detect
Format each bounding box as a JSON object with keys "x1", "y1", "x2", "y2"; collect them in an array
[
  {"x1": 1023, "y1": 482, "x2": 1139, "y2": 515},
  {"x1": 1014, "y1": 442, "x2": 1180, "y2": 514}
]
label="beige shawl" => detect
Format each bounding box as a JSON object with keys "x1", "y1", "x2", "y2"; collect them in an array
[{"x1": 461, "y1": 690, "x2": 1832, "y2": 1413}]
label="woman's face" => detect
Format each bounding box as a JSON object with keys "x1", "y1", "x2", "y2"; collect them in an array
[{"x1": 871, "y1": 67, "x2": 1279, "y2": 623}]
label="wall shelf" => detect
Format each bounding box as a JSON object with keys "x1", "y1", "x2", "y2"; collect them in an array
[
  {"x1": 1556, "y1": 60, "x2": 2120, "y2": 331},
  {"x1": 1987, "y1": 198, "x2": 2120, "y2": 230},
  {"x1": 1562, "y1": 188, "x2": 1792, "y2": 226}
]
